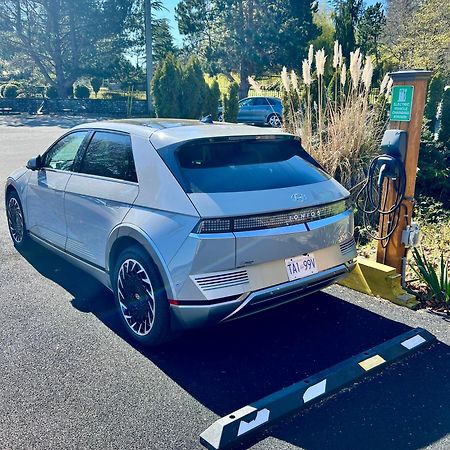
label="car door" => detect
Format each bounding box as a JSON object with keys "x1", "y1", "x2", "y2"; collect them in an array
[
  {"x1": 26, "y1": 130, "x2": 89, "y2": 248},
  {"x1": 237, "y1": 98, "x2": 254, "y2": 123},
  {"x1": 251, "y1": 98, "x2": 272, "y2": 123},
  {"x1": 64, "y1": 130, "x2": 139, "y2": 269}
]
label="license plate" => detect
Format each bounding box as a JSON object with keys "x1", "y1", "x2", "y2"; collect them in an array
[{"x1": 285, "y1": 253, "x2": 318, "y2": 281}]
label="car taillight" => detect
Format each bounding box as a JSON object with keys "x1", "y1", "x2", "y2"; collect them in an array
[
  {"x1": 194, "y1": 218, "x2": 233, "y2": 234},
  {"x1": 193, "y1": 200, "x2": 348, "y2": 234}
]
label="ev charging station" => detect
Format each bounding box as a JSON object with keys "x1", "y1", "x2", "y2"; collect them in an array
[{"x1": 200, "y1": 70, "x2": 435, "y2": 449}]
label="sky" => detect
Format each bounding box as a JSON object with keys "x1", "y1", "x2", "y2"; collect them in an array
[
  {"x1": 156, "y1": 0, "x2": 386, "y2": 47},
  {"x1": 156, "y1": 1, "x2": 182, "y2": 45}
]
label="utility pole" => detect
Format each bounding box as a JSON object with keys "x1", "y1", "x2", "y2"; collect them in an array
[
  {"x1": 144, "y1": 0, "x2": 153, "y2": 115},
  {"x1": 376, "y1": 70, "x2": 431, "y2": 274}
]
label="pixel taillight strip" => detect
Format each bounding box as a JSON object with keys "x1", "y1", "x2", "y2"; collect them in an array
[
  {"x1": 200, "y1": 327, "x2": 435, "y2": 450},
  {"x1": 195, "y1": 200, "x2": 347, "y2": 234}
]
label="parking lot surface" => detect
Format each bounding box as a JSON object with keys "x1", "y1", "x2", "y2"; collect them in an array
[{"x1": 1, "y1": 116, "x2": 449, "y2": 450}]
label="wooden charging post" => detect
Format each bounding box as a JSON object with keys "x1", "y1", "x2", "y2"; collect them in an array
[{"x1": 377, "y1": 70, "x2": 432, "y2": 274}]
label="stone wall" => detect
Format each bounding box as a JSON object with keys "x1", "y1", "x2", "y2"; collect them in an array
[{"x1": 0, "y1": 98, "x2": 149, "y2": 116}]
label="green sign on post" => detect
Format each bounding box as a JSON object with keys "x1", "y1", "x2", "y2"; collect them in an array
[{"x1": 390, "y1": 85, "x2": 414, "y2": 121}]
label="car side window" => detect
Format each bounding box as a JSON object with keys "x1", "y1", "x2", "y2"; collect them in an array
[
  {"x1": 251, "y1": 98, "x2": 263, "y2": 106},
  {"x1": 43, "y1": 131, "x2": 88, "y2": 171},
  {"x1": 239, "y1": 98, "x2": 253, "y2": 107},
  {"x1": 78, "y1": 131, "x2": 137, "y2": 182},
  {"x1": 267, "y1": 98, "x2": 278, "y2": 105}
]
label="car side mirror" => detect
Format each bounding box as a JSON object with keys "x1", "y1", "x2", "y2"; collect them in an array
[{"x1": 26, "y1": 155, "x2": 42, "y2": 171}]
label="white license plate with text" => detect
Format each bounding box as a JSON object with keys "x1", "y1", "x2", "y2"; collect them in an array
[{"x1": 285, "y1": 254, "x2": 318, "y2": 281}]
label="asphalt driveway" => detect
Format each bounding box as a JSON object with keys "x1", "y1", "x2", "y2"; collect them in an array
[{"x1": 1, "y1": 115, "x2": 449, "y2": 450}]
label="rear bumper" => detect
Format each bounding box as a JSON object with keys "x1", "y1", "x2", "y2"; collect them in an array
[{"x1": 170, "y1": 260, "x2": 355, "y2": 329}]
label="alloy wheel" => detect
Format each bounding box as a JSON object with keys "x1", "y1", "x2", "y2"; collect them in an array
[
  {"x1": 117, "y1": 259, "x2": 155, "y2": 336},
  {"x1": 7, "y1": 197, "x2": 24, "y2": 243},
  {"x1": 268, "y1": 114, "x2": 281, "y2": 128}
]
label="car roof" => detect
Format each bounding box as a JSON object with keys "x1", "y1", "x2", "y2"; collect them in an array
[
  {"x1": 241, "y1": 96, "x2": 281, "y2": 101},
  {"x1": 72, "y1": 118, "x2": 292, "y2": 149}
]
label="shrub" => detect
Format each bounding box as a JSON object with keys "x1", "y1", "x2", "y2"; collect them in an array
[
  {"x1": 3, "y1": 83, "x2": 19, "y2": 99},
  {"x1": 151, "y1": 53, "x2": 182, "y2": 118},
  {"x1": 424, "y1": 73, "x2": 444, "y2": 128},
  {"x1": 90, "y1": 77, "x2": 103, "y2": 98},
  {"x1": 74, "y1": 84, "x2": 91, "y2": 99},
  {"x1": 46, "y1": 85, "x2": 58, "y2": 99},
  {"x1": 223, "y1": 82, "x2": 239, "y2": 122},
  {"x1": 203, "y1": 79, "x2": 220, "y2": 120},
  {"x1": 180, "y1": 57, "x2": 208, "y2": 119},
  {"x1": 438, "y1": 88, "x2": 450, "y2": 147},
  {"x1": 416, "y1": 123, "x2": 450, "y2": 205}
]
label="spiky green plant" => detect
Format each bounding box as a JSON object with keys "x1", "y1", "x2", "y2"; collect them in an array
[{"x1": 411, "y1": 247, "x2": 450, "y2": 305}]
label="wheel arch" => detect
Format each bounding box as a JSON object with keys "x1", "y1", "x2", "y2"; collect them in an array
[
  {"x1": 106, "y1": 224, "x2": 176, "y2": 300},
  {"x1": 5, "y1": 173, "x2": 29, "y2": 215},
  {"x1": 5, "y1": 180, "x2": 24, "y2": 221},
  {"x1": 5, "y1": 179, "x2": 19, "y2": 201}
]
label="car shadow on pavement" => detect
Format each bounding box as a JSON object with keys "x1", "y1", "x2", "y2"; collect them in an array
[{"x1": 21, "y1": 241, "x2": 450, "y2": 450}]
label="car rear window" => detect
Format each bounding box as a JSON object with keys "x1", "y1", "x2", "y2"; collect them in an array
[{"x1": 161, "y1": 137, "x2": 329, "y2": 193}]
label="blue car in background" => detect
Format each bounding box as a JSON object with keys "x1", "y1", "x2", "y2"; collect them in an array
[{"x1": 219, "y1": 96, "x2": 283, "y2": 127}]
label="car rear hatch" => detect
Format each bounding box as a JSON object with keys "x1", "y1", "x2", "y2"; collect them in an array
[{"x1": 158, "y1": 135, "x2": 351, "y2": 268}]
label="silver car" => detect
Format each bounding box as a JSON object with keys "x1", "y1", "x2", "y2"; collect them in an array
[
  {"x1": 218, "y1": 96, "x2": 283, "y2": 127},
  {"x1": 5, "y1": 119, "x2": 356, "y2": 346}
]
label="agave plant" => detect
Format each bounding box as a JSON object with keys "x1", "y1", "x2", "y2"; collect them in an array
[{"x1": 411, "y1": 247, "x2": 450, "y2": 305}]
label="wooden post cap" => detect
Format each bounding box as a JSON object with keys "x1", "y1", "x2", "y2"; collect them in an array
[{"x1": 388, "y1": 70, "x2": 432, "y2": 82}]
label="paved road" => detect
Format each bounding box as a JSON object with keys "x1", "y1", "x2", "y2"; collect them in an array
[{"x1": 1, "y1": 116, "x2": 449, "y2": 450}]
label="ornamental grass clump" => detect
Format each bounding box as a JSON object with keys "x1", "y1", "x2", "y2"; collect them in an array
[{"x1": 281, "y1": 41, "x2": 392, "y2": 189}]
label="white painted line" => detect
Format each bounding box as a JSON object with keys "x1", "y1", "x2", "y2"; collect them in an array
[
  {"x1": 401, "y1": 334, "x2": 426, "y2": 350},
  {"x1": 237, "y1": 409, "x2": 270, "y2": 436},
  {"x1": 303, "y1": 379, "x2": 327, "y2": 403}
]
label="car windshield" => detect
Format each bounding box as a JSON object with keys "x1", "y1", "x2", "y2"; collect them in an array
[{"x1": 161, "y1": 137, "x2": 329, "y2": 193}]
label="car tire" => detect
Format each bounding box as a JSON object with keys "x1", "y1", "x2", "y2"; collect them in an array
[
  {"x1": 112, "y1": 245, "x2": 172, "y2": 347},
  {"x1": 6, "y1": 190, "x2": 29, "y2": 250},
  {"x1": 267, "y1": 113, "x2": 282, "y2": 128}
]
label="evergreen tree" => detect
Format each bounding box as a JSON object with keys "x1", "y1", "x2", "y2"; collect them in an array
[
  {"x1": 180, "y1": 57, "x2": 208, "y2": 119},
  {"x1": 439, "y1": 89, "x2": 450, "y2": 148},
  {"x1": 153, "y1": 18, "x2": 178, "y2": 64},
  {"x1": 425, "y1": 73, "x2": 445, "y2": 129},
  {"x1": 176, "y1": 0, "x2": 318, "y2": 98},
  {"x1": 223, "y1": 82, "x2": 239, "y2": 122},
  {"x1": 204, "y1": 79, "x2": 221, "y2": 120},
  {"x1": 333, "y1": 0, "x2": 363, "y2": 59},
  {"x1": 357, "y1": 3, "x2": 385, "y2": 65},
  {"x1": 151, "y1": 54, "x2": 182, "y2": 118}
]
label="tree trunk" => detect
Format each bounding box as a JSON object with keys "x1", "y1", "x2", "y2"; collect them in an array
[
  {"x1": 68, "y1": 2, "x2": 80, "y2": 79},
  {"x1": 239, "y1": 63, "x2": 250, "y2": 99},
  {"x1": 237, "y1": 0, "x2": 251, "y2": 99},
  {"x1": 47, "y1": 0, "x2": 68, "y2": 97}
]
